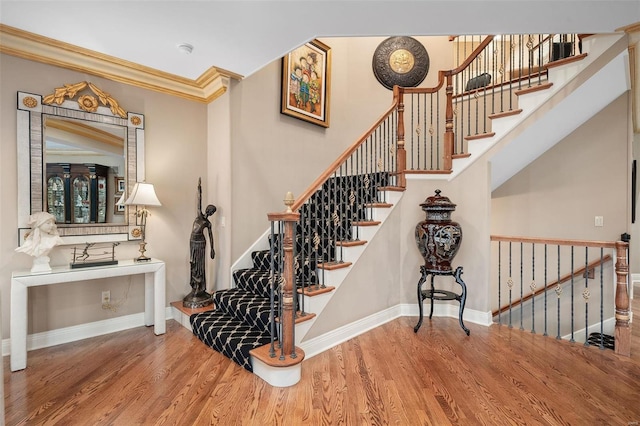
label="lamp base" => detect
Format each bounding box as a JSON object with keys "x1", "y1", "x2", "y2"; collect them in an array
[{"x1": 134, "y1": 241, "x2": 151, "y2": 262}]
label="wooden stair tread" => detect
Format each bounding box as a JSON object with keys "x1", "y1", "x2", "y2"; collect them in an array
[
  {"x1": 171, "y1": 300, "x2": 214, "y2": 316},
  {"x1": 276, "y1": 311, "x2": 317, "y2": 324},
  {"x1": 377, "y1": 186, "x2": 405, "y2": 192},
  {"x1": 515, "y1": 82, "x2": 553, "y2": 96},
  {"x1": 464, "y1": 132, "x2": 495, "y2": 141},
  {"x1": 489, "y1": 109, "x2": 523, "y2": 120},
  {"x1": 336, "y1": 240, "x2": 367, "y2": 247},
  {"x1": 298, "y1": 286, "x2": 335, "y2": 296},
  {"x1": 249, "y1": 343, "x2": 305, "y2": 368},
  {"x1": 365, "y1": 202, "x2": 393, "y2": 208},
  {"x1": 317, "y1": 261, "x2": 352, "y2": 270},
  {"x1": 352, "y1": 220, "x2": 381, "y2": 226},
  {"x1": 545, "y1": 53, "x2": 587, "y2": 69},
  {"x1": 452, "y1": 153, "x2": 471, "y2": 159},
  {"x1": 404, "y1": 169, "x2": 452, "y2": 175}
]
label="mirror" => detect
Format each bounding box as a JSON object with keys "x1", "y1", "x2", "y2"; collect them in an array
[
  {"x1": 45, "y1": 116, "x2": 126, "y2": 225},
  {"x1": 17, "y1": 82, "x2": 145, "y2": 244}
]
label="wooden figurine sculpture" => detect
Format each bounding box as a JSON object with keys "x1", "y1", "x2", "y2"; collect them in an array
[{"x1": 183, "y1": 178, "x2": 216, "y2": 308}]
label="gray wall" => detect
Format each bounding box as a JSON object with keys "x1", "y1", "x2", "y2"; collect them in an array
[{"x1": 1, "y1": 54, "x2": 208, "y2": 334}]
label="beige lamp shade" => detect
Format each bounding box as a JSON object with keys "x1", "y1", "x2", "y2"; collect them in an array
[{"x1": 124, "y1": 182, "x2": 162, "y2": 206}]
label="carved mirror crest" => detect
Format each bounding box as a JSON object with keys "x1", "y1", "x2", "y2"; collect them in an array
[{"x1": 17, "y1": 81, "x2": 145, "y2": 245}]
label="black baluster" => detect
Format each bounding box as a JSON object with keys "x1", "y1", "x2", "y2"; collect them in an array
[
  {"x1": 599, "y1": 247, "x2": 604, "y2": 349},
  {"x1": 531, "y1": 242, "x2": 536, "y2": 334},
  {"x1": 508, "y1": 241, "x2": 513, "y2": 328},
  {"x1": 584, "y1": 247, "x2": 589, "y2": 346},
  {"x1": 498, "y1": 241, "x2": 502, "y2": 325},
  {"x1": 520, "y1": 242, "x2": 524, "y2": 331},
  {"x1": 570, "y1": 246, "x2": 575, "y2": 343},
  {"x1": 543, "y1": 244, "x2": 548, "y2": 337},
  {"x1": 556, "y1": 244, "x2": 561, "y2": 340}
]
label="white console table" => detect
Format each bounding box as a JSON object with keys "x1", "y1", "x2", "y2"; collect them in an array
[{"x1": 11, "y1": 258, "x2": 166, "y2": 372}]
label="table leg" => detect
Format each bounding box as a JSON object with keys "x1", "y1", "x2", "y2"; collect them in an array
[
  {"x1": 153, "y1": 263, "x2": 166, "y2": 335},
  {"x1": 453, "y1": 266, "x2": 470, "y2": 336},
  {"x1": 414, "y1": 266, "x2": 427, "y2": 332},
  {"x1": 144, "y1": 272, "x2": 153, "y2": 327},
  {"x1": 10, "y1": 279, "x2": 28, "y2": 371},
  {"x1": 428, "y1": 274, "x2": 435, "y2": 319}
]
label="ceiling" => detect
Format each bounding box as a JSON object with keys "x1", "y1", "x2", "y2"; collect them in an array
[{"x1": 0, "y1": 1, "x2": 639, "y2": 80}]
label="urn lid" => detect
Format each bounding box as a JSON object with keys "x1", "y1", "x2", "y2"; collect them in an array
[{"x1": 420, "y1": 189, "x2": 456, "y2": 212}]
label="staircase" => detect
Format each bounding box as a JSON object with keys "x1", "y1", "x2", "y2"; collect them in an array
[
  {"x1": 188, "y1": 32, "x2": 632, "y2": 384},
  {"x1": 190, "y1": 172, "x2": 397, "y2": 377}
]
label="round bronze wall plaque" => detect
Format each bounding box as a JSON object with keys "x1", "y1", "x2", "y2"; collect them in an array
[{"x1": 372, "y1": 36, "x2": 430, "y2": 90}]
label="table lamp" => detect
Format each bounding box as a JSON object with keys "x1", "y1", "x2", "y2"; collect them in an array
[{"x1": 123, "y1": 182, "x2": 161, "y2": 262}]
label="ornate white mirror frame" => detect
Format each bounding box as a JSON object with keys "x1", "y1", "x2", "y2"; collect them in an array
[{"x1": 16, "y1": 82, "x2": 145, "y2": 245}]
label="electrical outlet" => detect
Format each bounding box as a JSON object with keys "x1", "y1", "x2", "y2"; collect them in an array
[
  {"x1": 595, "y1": 216, "x2": 604, "y2": 227},
  {"x1": 102, "y1": 290, "x2": 111, "y2": 304}
]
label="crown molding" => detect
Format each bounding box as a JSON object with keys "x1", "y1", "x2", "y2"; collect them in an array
[
  {"x1": 620, "y1": 21, "x2": 640, "y2": 34},
  {"x1": 0, "y1": 24, "x2": 240, "y2": 103}
]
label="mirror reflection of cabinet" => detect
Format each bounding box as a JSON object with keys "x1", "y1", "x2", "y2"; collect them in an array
[{"x1": 46, "y1": 163, "x2": 109, "y2": 224}]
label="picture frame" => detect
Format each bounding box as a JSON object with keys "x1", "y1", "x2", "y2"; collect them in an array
[
  {"x1": 114, "y1": 198, "x2": 125, "y2": 215},
  {"x1": 281, "y1": 39, "x2": 331, "y2": 128},
  {"x1": 114, "y1": 176, "x2": 125, "y2": 215},
  {"x1": 116, "y1": 177, "x2": 126, "y2": 193}
]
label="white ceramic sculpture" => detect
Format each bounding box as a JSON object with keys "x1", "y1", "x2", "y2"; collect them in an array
[{"x1": 15, "y1": 212, "x2": 64, "y2": 273}]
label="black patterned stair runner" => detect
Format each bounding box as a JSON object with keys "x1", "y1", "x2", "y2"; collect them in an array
[{"x1": 190, "y1": 172, "x2": 390, "y2": 372}]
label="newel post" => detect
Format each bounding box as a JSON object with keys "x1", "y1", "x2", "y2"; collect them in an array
[
  {"x1": 394, "y1": 86, "x2": 406, "y2": 188},
  {"x1": 267, "y1": 197, "x2": 300, "y2": 357},
  {"x1": 614, "y1": 240, "x2": 630, "y2": 356},
  {"x1": 444, "y1": 74, "x2": 454, "y2": 172}
]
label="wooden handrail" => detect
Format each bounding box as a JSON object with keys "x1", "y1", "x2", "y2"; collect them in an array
[
  {"x1": 530, "y1": 34, "x2": 554, "y2": 51},
  {"x1": 491, "y1": 235, "x2": 630, "y2": 356},
  {"x1": 283, "y1": 35, "x2": 497, "y2": 214},
  {"x1": 491, "y1": 235, "x2": 618, "y2": 249},
  {"x1": 402, "y1": 36, "x2": 495, "y2": 96},
  {"x1": 287, "y1": 95, "x2": 401, "y2": 213},
  {"x1": 447, "y1": 36, "x2": 495, "y2": 76},
  {"x1": 491, "y1": 254, "x2": 612, "y2": 317}
]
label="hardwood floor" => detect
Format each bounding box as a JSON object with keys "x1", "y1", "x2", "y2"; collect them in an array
[{"x1": 4, "y1": 310, "x2": 640, "y2": 425}]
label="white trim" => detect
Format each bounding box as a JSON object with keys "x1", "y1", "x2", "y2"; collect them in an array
[
  {"x1": 2, "y1": 307, "x2": 173, "y2": 357},
  {"x1": 400, "y1": 302, "x2": 493, "y2": 326},
  {"x1": 561, "y1": 317, "x2": 616, "y2": 344},
  {"x1": 229, "y1": 228, "x2": 270, "y2": 289},
  {"x1": 252, "y1": 358, "x2": 301, "y2": 388},
  {"x1": 299, "y1": 303, "x2": 491, "y2": 360},
  {"x1": 171, "y1": 304, "x2": 194, "y2": 332}
]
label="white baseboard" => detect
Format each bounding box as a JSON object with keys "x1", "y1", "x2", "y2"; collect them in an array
[
  {"x1": 299, "y1": 303, "x2": 491, "y2": 360},
  {"x1": 2, "y1": 307, "x2": 174, "y2": 357},
  {"x1": 561, "y1": 317, "x2": 616, "y2": 343},
  {"x1": 400, "y1": 302, "x2": 493, "y2": 326}
]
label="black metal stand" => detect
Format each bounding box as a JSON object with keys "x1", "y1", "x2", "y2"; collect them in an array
[{"x1": 414, "y1": 265, "x2": 470, "y2": 335}]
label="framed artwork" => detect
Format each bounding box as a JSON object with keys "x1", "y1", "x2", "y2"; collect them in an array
[
  {"x1": 116, "y1": 177, "x2": 126, "y2": 193},
  {"x1": 114, "y1": 198, "x2": 125, "y2": 215},
  {"x1": 281, "y1": 39, "x2": 331, "y2": 128},
  {"x1": 114, "y1": 176, "x2": 125, "y2": 215}
]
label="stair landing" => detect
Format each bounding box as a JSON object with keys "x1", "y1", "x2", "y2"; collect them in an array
[{"x1": 171, "y1": 300, "x2": 214, "y2": 331}]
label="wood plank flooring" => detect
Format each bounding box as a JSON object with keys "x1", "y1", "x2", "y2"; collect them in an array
[{"x1": 4, "y1": 306, "x2": 640, "y2": 425}]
